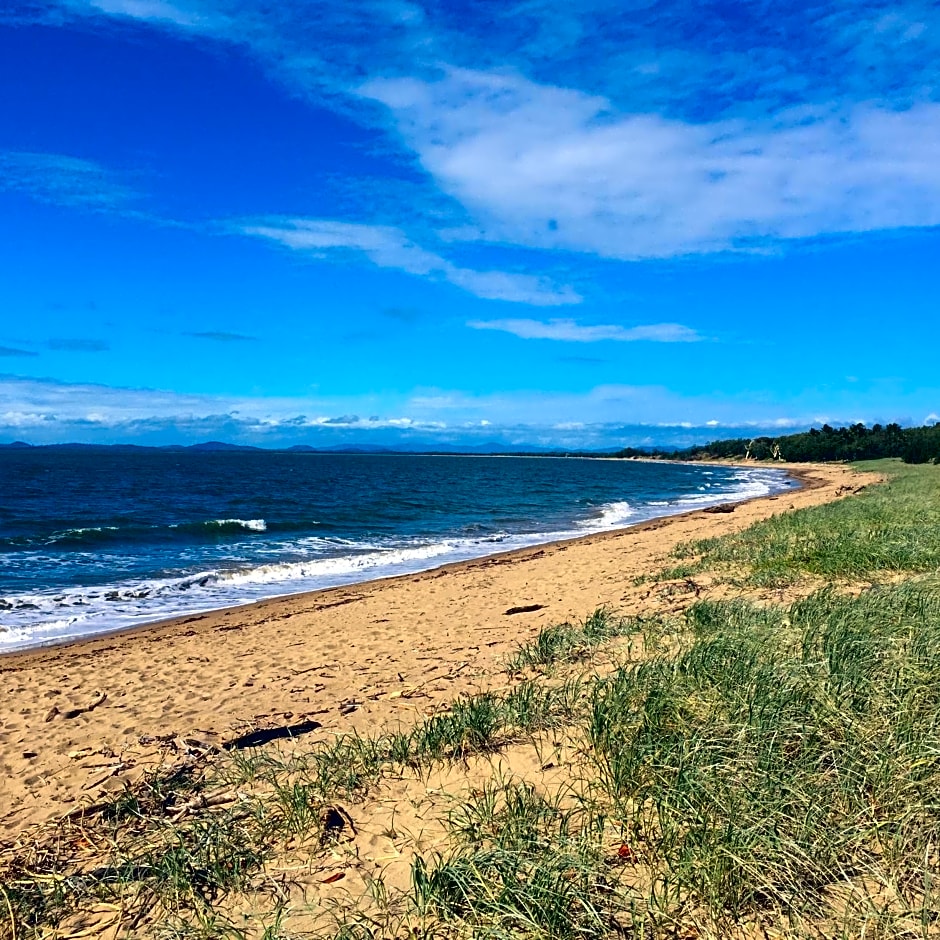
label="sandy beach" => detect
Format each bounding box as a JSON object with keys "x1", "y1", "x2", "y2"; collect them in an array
[{"x1": 0, "y1": 461, "x2": 874, "y2": 843}]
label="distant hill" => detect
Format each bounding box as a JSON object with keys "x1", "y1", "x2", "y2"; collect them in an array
[
  {"x1": 0, "y1": 440, "x2": 560, "y2": 455},
  {"x1": 187, "y1": 441, "x2": 263, "y2": 452}
]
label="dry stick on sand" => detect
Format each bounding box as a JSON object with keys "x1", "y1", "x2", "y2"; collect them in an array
[{"x1": 44, "y1": 691, "x2": 108, "y2": 723}]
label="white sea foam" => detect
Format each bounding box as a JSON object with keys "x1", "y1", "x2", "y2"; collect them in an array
[
  {"x1": 41, "y1": 526, "x2": 121, "y2": 545},
  {"x1": 207, "y1": 519, "x2": 267, "y2": 531},
  {"x1": 579, "y1": 501, "x2": 635, "y2": 529},
  {"x1": 62, "y1": 526, "x2": 120, "y2": 536},
  {"x1": 0, "y1": 466, "x2": 792, "y2": 653}
]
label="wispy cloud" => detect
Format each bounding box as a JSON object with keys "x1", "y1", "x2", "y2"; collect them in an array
[
  {"x1": 72, "y1": 0, "x2": 221, "y2": 29},
  {"x1": 35, "y1": 0, "x2": 940, "y2": 263},
  {"x1": 0, "y1": 151, "x2": 138, "y2": 211},
  {"x1": 0, "y1": 345, "x2": 38, "y2": 358},
  {"x1": 184, "y1": 331, "x2": 258, "y2": 342},
  {"x1": 468, "y1": 318, "x2": 701, "y2": 342},
  {"x1": 558, "y1": 355, "x2": 607, "y2": 365},
  {"x1": 241, "y1": 218, "x2": 581, "y2": 306},
  {"x1": 12, "y1": 0, "x2": 940, "y2": 273}
]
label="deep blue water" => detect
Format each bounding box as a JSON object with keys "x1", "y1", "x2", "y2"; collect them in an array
[{"x1": 0, "y1": 451, "x2": 794, "y2": 650}]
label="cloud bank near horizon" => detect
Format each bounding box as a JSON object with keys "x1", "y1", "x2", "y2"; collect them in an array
[{"x1": 2, "y1": 374, "x2": 936, "y2": 450}]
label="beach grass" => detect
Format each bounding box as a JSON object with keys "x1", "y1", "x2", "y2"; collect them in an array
[
  {"x1": 506, "y1": 606, "x2": 646, "y2": 672},
  {"x1": 671, "y1": 459, "x2": 940, "y2": 586},
  {"x1": 4, "y1": 460, "x2": 940, "y2": 938}
]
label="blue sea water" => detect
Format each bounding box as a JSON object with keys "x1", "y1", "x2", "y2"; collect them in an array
[{"x1": 0, "y1": 451, "x2": 794, "y2": 651}]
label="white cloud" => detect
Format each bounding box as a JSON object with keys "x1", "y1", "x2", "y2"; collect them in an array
[
  {"x1": 0, "y1": 151, "x2": 138, "y2": 210},
  {"x1": 241, "y1": 218, "x2": 580, "y2": 305},
  {"x1": 467, "y1": 318, "x2": 701, "y2": 342},
  {"x1": 0, "y1": 375, "x2": 419, "y2": 433},
  {"x1": 361, "y1": 69, "x2": 940, "y2": 259},
  {"x1": 62, "y1": 0, "x2": 219, "y2": 28}
]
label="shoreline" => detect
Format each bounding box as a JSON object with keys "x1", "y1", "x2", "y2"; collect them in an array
[
  {"x1": 0, "y1": 462, "x2": 862, "y2": 840},
  {"x1": 1, "y1": 460, "x2": 794, "y2": 658}
]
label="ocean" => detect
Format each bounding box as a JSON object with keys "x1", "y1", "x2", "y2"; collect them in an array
[{"x1": 0, "y1": 450, "x2": 794, "y2": 652}]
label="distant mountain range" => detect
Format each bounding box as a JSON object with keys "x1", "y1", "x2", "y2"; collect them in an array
[{"x1": 0, "y1": 439, "x2": 631, "y2": 456}]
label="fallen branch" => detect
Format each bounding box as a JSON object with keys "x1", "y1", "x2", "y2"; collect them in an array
[{"x1": 54, "y1": 691, "x2": 108, "y2": 721}]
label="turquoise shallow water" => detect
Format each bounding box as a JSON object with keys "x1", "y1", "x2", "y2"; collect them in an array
[{"x1": 0, "y1": 451, "x2": 794, "y2": 651}]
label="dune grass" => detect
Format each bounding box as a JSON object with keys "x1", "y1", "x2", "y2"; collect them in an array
[
  {"x1": 672, "y1": 459, "x2": 940, "y2": 586},
  {"x1": 1, "y1": 677, "x2": 589, "y2": 938},
  {"x1": 588, "y1": 584, "x2": 940, "y2": 933},
  {"x1": 506, "y1": 606, "x2": 646, "y2": 672},
  {"x1": 398, "y1": 584, "x2": 939, "y2": 938}
]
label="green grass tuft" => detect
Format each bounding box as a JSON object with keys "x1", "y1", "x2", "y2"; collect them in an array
[{"x1": 508, "y1": 607, "x2": 643, "y2": 672}]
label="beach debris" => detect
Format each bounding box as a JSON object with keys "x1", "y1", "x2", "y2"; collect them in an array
[
  {"x1": 504, "y1": 603, "x2": 546, "y2": 615},
  {"x1": 137, "y1": 733, "x2": 175, "y2": 747},
  {"x1": 169, "y1": 788, "x2": 237, "y2": 822},
  {"x1": 290, "y1": 663, "x2": 330, "y2": 677},
  {"x1": 442, "y1": 661, "x2": 469, "y2": 680},
  {"x1": 703, "y1": 504, "x2": 735, "y2": 514},
  {"x1": 319, "y1": 804, "x2": 356, "y2": 845},
  {"x1": 82, "y1": 763, "x2": 129, "y2": 791},
  {"x1": 320, "y1": 871, "x2": 346, "y2": 884},
  {"x1": 387, "y1": 685, "x2": 427, "y2": 701},
  {"x1": 338, "y1": 699, "x2": 359, "y2": 716},
  {"x1": 222, "y1": 717, "x2": 323, "y2": 750},
  {"x1": 47, "y1": 691, "x2": 108, "y2": 722},
  {"x1": 174, "y1": 736, "x2": 217, "y2": 755},
  {"x1": 617, "y1": 843, "x2": 638, "y2": 863}
]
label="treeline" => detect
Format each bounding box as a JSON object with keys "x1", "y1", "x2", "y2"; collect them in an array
[{"x1": 616, "y1": 422, "x2": 940, "y2": 464}]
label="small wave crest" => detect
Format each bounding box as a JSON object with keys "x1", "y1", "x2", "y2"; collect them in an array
[
  {"x1": 1, "y1": 518, "x2": 274, "y2": 550},
  {"x1": 43, "y1": 525, "x2": 122, "y2": 547},
  {"x1": 202, "y1": 519, "x2": 267, "y2": 533},
  {"x1": 0, "y1": 536, "x2": 533, "y2": 650},
  {"x1": 579, "y1": 500, "x2": 635, "y2": 529}
]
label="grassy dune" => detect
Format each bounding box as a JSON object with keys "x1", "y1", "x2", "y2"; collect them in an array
[{"x1": 3, "y1": 460, "x2": 939, "y2": 939}]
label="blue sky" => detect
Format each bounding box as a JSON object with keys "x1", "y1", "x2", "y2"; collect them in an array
[{"x1": 1, "y1": 0, "x2": 938, "y2": 449}]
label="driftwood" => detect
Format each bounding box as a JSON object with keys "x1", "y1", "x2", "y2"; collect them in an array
[
  {"x1": 504, "y1": 604, "x2": 546, "y2": 615},
  {"x1": 222, "y1": 718, "x2": 323, "y2": 750},
  {"x1": 169, "y1": 790, "x2": 238, "y2": 823},
  {"x1": 46, "y1": 691, "x2": 108, "y2": 722}
]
